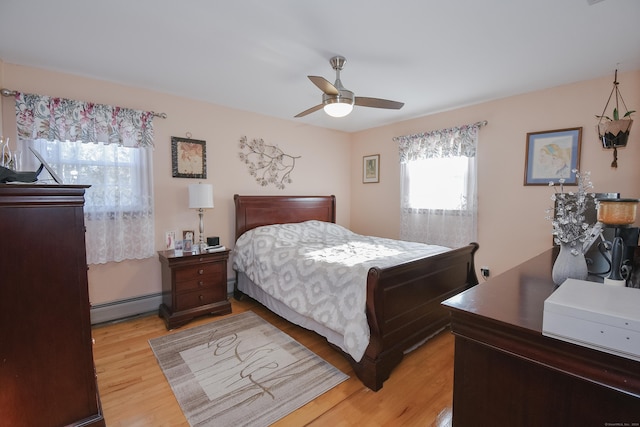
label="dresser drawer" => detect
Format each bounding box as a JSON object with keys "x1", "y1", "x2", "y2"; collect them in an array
[{"x1": 175, "y1": 288, "x2": 227, "y2": 311}]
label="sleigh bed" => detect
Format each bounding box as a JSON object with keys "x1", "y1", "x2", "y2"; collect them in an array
[{"x1": 232, "y1": 194, "x2": 479, "y2": 391}]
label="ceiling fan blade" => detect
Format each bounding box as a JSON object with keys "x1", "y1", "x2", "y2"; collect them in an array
[
  {"x1": 294, "y1": 104, "x2": 324, "y2": 118},
  {"x1": 308, "y1": 76, "x2": 339, "y2": 95},
  {"x1": 354, "y1": 97, "x2": 404, "y2": 110}
]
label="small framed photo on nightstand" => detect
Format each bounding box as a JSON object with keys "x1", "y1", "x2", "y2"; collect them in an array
[
  {"x1": 174, "y1": 238, "x2": 184, "y2": 256},
  {"x1": 182, "y1": 230, "x2": 194, "y2": 252},
  {"x1": 182, "y1": 230, "x2": 194, "y2": 242},
  {"x1": 165, "y1": 231, "x2": 176, "y2": 250}
]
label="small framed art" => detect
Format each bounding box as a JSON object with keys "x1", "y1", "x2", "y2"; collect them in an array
[
  {"x1": 363, "y1": 154, "x2": 380, "y2": 183},
  {"x1": 524, "y1": 127, "x2": 582, "y2": 186},
  {"x1": 182, "y1": 230, "x2": 194, "y2": 243},
  {"x1": 165, "y1": 231, "x2": 176, "y2": 250},
  {"x1": 174, "y1": 238, "x2": 184, "y2": 256},
  {"x1": 172, "y1": 136, "x2": 207, "y2": 179}
]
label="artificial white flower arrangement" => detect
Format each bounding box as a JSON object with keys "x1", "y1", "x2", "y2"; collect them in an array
[{"x1": 546, "y1": 170, "x2": 597, "y2": 255}]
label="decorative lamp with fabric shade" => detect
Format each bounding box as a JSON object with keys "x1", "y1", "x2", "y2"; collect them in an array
[{"x1": 188, "y1": 183, "x2": 214, "y2": 252}]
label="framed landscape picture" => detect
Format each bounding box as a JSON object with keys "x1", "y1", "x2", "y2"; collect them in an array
[
  {"x1": 524, "y1": 127, "x2": 582, "y2": 186},
  {"x1": 172, "y1": 136, "x2": 207, "y2": 179}
]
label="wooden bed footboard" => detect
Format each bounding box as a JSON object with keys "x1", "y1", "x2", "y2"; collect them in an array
[{"x1": 352, "y1": 242, "x2": 480, "y2": 391}]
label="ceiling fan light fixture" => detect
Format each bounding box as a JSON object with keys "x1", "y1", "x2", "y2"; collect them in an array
[
  {"x1": 323, "y1": 101, "x2": 353, "y2": 117},
  {"x1": 322, "y1": 90, "x2": 354, "y2": 118},
  {"x1": 294, "y1": 56, "x2": 404, "y2": 119}
]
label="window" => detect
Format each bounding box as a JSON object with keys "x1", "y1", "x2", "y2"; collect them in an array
[
  {"x1": 22, "y1": 138, "x2": 155, "y2": 264},
  {"x1": 31, "y1": 140, "x2": 149, "y2": 212},
  {"x1": 13, "y1": 91, "x2": 157, "y2": 264},
  {"x1": 396, "y1": 122, "x2": 483, "y2": 247},
  {"x1": 405, "y1": 157, "x2": 470, "y2": 210}
]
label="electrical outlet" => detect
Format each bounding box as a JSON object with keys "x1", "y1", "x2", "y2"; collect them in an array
[{"x1": 480, "y1": 267, "x2": 490, "y2": 278}]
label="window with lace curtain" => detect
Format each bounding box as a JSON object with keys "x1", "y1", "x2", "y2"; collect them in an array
[
  {"x1": 14, "y1": 92, "x2": 156, "y2": 264},
  {"x1": 404, "y1": 156, "x2": 470, "y2": 210},
  {"x1": 395, "y1": 122, "x2": 483, "y2": 248}
]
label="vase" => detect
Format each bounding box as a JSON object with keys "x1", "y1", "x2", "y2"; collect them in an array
[{"x1": 552, "y1": 242, "x2": 588, "y2": 286}]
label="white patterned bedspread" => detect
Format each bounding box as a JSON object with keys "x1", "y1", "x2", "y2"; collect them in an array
[{"x1": 232, "y1": 220, "x2": 449, "y2": 362}]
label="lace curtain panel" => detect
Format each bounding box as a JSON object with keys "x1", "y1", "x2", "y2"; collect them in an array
[
  {"x1": 15, "y1": 92, "x2": 156, "y2": 264},
  {"x1": 396, "y1": 122, "x2": 482, "y2": 248}
]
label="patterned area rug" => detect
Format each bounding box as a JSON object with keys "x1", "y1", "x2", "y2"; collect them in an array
[{"x1": 149, "y1": 311, "x2": 348, "y2": 426}]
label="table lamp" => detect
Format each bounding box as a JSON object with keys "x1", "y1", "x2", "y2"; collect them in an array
[{"x1": 188, "y1": 183, "x2": 214, "y2": 252}]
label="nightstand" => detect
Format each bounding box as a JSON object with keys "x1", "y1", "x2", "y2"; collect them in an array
[{"x1": 158, "y1": 249, "x2": 231, "y2": 329}]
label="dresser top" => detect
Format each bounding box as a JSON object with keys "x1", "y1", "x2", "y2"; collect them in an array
[{"x1": 443, "y1": 249, "x2": 558, "y2": 333}]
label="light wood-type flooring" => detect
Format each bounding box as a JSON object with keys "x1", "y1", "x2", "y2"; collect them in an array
[{"x1": 92, "y1": 297, "x2": 455, "y2": 426}]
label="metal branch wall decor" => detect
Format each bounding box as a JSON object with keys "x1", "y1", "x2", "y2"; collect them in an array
[{"x1": 238, "y1": 136, "x2": 301, "y2": 189}]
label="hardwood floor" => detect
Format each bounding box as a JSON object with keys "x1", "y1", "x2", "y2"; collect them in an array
[{"x1": 92, "y1": 297, "x2": 455, "y2": 426}]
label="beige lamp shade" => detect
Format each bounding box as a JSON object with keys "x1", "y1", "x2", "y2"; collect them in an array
[{"x1": 188, "y1": 183, "x2": 214, "y2": 209}]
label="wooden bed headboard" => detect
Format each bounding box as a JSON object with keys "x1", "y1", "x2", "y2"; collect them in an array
[{"x1": 234, "y1": 195, "x2": 336, "y2": 240}]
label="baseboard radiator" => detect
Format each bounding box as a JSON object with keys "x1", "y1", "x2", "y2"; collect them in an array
[
  {"x1": 90, "y1": 293, "x2": 163, "y2": 325},
  {"x1": 90, "y1": 280, "x2": 235, "y2": 325}
]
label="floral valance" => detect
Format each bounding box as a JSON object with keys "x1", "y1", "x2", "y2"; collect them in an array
[
  {"x1": 395, "y1": 121, "x2": 485, "y2": 163},
  {"x1": 15, "y1": 92, "x2": 155, "y2": 147}
]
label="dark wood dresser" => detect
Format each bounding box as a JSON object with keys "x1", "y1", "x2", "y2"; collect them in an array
[
  {"x1": 158, "y1": 249, "x2": 231, "y2": 329},
  {"x1": 442, "y1": 249, "x2": 640, "y2": 426},
  {"x1": 0, "y1": 185, "x2": 104, "y2": 426}
]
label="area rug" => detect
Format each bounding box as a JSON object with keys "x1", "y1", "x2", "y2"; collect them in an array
[{"x1": 149, "y1": 311, "x2": 348, "y2": 427}]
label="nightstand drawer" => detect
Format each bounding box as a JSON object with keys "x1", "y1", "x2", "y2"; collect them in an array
[
  {"x1": 174, "y1": 275, "x2": 224, "y2": 293},
  {"x1": 175, "y1": 288, "x2": 226, "y2": 311},
  {"x1": 175, "y1": 262, "x2": 224, "y2": 282}
]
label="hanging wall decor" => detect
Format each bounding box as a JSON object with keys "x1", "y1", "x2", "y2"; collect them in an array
[
  {"x1": 238, "y1": 136, "x2": 300, "y2": 189},
  {"x1": 172, "y1": 135, "x2": 206, "y2": 179},
  {"x1": 596, "y1": 69, "x2": 635, "y2": 168}
]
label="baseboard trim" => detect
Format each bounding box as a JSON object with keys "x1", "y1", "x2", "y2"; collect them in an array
[{"x1": 90, "y1": 280, "x2": 236, "y2": 325}]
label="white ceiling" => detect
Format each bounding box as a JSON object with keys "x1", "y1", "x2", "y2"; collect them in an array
[{"x1": 1, "y1": 0, "x2": 639, "y2": 133}]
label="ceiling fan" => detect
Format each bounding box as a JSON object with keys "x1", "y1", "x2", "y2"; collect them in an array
[{"x1": 295, "y1": 56, "x2": 404, "y2": 118}]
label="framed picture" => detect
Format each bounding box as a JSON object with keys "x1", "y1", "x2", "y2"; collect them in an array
[
  {"x1": 172, "y1": 136, "x2": 207, "y2": 179},
  {"x1": 524, "y1": 127, "x2": 582, "y2": 186},
  {"x1": 165, "y1": 231, "x2": 176, "y2": 250},
  {"x1": 182, "y1": 230, "x2": 194, "y2": 242},
  {"x1": 363, "y1": 154, "x2": 380, "y2": 183},
  {"x1": 174, "y1": 238, "x2": 184, "y2": 256}
]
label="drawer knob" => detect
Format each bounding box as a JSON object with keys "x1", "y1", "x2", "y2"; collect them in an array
[
  {"x1": 199, "y1": 295, "x2": 204, "y2": 301},
  {"x1": 198, "y1": 269, "x2": 204, "y2": 275},
  {"x1": 199, "y1": 281, "x2": 204, "y2": 287}
]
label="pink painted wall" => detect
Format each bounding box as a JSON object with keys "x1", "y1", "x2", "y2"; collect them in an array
[
  {"x1": 0, "y1": 61, "x2": 351, "y2": 305},
  {"x1": 350, "y1": 70, "x2": 640, "y2": 279},
  {"x1": 2, "y1": 60, "x2": 638, "y2": 304}
]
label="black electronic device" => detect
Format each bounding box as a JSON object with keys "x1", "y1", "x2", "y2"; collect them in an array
[
  {"x1": 0, "y1": 147, "x2": 63, "y2": 184},
  {"x1": 29, "y1": 147, "x2": 63, "y2": 183},
  {"x1": 0, "y1": 163, "x2": 44, "y2": 183}
]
